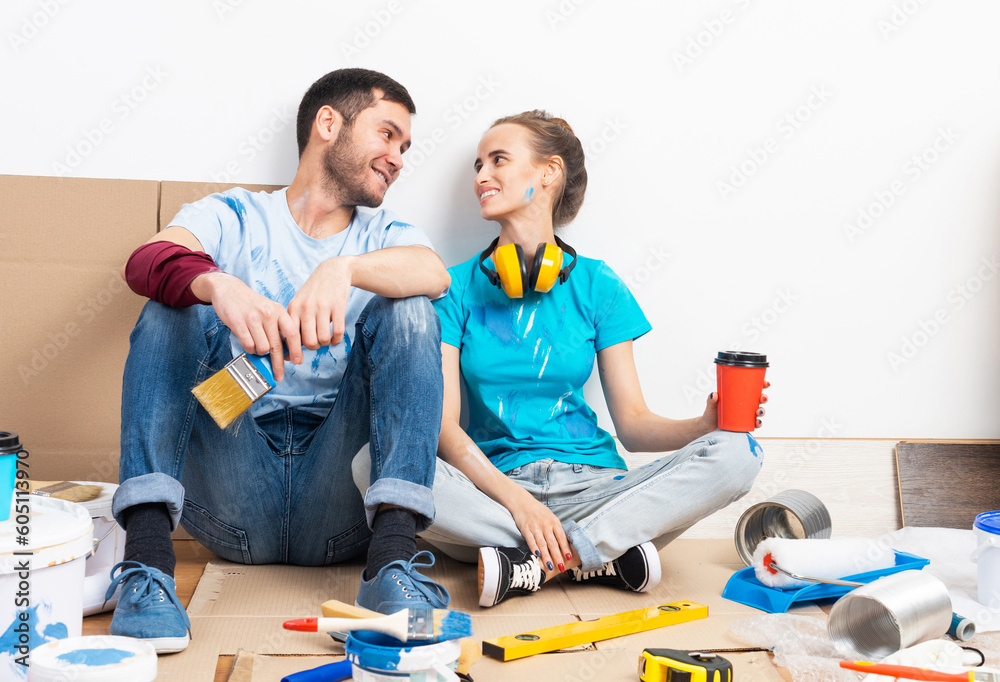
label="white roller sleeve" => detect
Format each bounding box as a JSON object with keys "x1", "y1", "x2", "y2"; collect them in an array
[{"x1": 751, "y1": 537, "x2": 896, "y2": 588}]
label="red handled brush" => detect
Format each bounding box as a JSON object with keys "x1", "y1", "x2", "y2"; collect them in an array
[{"x1": 283, "y1": 607, "x2": 473, "y2": 643}]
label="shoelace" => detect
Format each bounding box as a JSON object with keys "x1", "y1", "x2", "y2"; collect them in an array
[
  {"x1": 386, "y1": 550, "x2": 451, "y2": 606},
  {"x1": 572, "y1": 560, "x2": 616, "y2": 582},
  {"x1": 105, "y1": 561, "x2": 191, "y2": 630},
  {"x1": 510, "y1": 555, "x2": 543, "y2": 591}
]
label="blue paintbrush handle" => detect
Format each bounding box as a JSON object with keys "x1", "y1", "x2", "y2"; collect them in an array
[{"x1": 280, "y1": 658, "x2": 352, "y2": 682}]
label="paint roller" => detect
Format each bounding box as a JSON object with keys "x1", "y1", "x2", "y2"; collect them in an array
[{"x1": 750, "y1": 537, "x2": 896, "y2": 589}]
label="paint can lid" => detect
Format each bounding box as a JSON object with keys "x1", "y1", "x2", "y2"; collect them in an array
[
  {"x1": 29, "y1": 635, "x2": 157, "y2": 681},
  {"x1": 0, "y1": 496, "x2": 93, "y2": 574},
  {"x1": 975, "y1": 510, "x2": 1000, "y2": 535},
  {"x1": 72, "y1": 481, "x2": 117, "y2": 521},
  {"x1": 0, "y1": 432, "x2": 21, "y2": 455},
  {"x1": 715, "y1": 351, "x2": 769, "y2": 368}
]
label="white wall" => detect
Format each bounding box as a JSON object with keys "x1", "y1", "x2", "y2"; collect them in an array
[{"x1": 4, "y1": 0, "x2": 999, "y2": 438}]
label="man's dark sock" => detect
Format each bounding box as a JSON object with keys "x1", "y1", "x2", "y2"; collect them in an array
[
  {"x1": 122, "y1": 502, "x2": 176, "y2": 578},
  {"x1": 363, "y1": 508, "x2": 417, "y2": 581}
]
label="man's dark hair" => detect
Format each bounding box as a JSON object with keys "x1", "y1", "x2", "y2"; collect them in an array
[{"x1": 296, "y1": 68, "x2": 416, "y2": 157}]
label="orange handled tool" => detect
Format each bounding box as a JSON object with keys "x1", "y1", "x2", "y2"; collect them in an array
[{"x1": 840, "y1": 660, "x2": 999, "y2": 681}]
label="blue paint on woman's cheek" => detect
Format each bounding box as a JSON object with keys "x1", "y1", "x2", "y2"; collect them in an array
[
  {"x1": 57, "y1": 648, "x2": 136, "y2": 666},
  {"x1": 523, "y1": 186, "x2": 534, "y2": 203}
]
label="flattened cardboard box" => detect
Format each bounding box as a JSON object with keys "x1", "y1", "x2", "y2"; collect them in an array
[{"x1": 156, "y1": 539, "x2": 806, "y2": 680}]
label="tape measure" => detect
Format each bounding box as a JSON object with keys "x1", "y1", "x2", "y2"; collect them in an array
[{"x1": 639, "y1": 649, "x2": 733, "y2": 682}]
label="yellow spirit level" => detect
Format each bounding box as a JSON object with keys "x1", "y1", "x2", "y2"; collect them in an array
[{"x1": 639, "y1": 649, "x2": 733, "y2": 682}]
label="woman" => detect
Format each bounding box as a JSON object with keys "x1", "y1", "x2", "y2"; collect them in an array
[{"x1": 427, "y1": 110, "x2": 768, "y2": 607}]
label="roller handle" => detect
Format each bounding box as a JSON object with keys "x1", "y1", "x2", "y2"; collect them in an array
[{"x1": 840, "y1": 660, "x2": 973, "y2": 681}]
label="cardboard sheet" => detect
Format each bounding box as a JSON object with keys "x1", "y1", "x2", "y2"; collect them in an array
[{"x1": 155, "y1": 539, "x2": 801, "y2": 680}]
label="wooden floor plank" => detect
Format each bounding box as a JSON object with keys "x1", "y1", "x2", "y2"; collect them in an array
[{"x1": 897, "y1": 441, "x2": 1000, "y2": 528}]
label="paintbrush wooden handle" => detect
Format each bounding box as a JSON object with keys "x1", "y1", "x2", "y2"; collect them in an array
[
  {"x1": 840, "y1": 660, "x2": 973, "y2": 681},
  {"x1": 321, "y1": 599, "x2": 380, "y2": 619}
]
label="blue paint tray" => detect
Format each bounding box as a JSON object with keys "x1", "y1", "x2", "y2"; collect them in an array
[{"x1": 722, "y1": 550, "x2": 929, "y2": 613}]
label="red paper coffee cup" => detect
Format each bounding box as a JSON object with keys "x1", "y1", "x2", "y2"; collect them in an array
[{"x1": 715, "y1": 351, "x2": 769, "y2": 432}]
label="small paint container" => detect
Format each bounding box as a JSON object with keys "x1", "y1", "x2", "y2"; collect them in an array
[
  {"x1": 346, "y1": 631, "x2": 462, "y2": 681},
  {"x1": 734, "y1": 490, "x2": 832, "y2": 566},
  {"x1": 28, "y1": 635, "x2": 156, "y2": 681},
  {"x1": 0, "y1": 496, "x2": 93, "y2": 680},
  {"x1": 75, "y1": 482, "x2": 125, "y2": 616},
  {"x1": 972, "y1": 510, "x2": 1000, "y2": 608}
]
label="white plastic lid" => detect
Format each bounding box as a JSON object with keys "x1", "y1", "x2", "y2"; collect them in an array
[
  {"x1": 0, "y1": 496, "x2": 93, "y2": 575},
  {"x1": 28, "y1": 635, "x2": 157, "y2": 682}
]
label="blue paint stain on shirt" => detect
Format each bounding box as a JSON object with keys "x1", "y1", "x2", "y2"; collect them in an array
[
  {"x1": 224, "y1": 195, "x2": 247, "y2": 223},
  {"x1": 387, "y1": 220, "x2": 415, "y2": 231},
  {"x1": 312, "y1": 344, "x2": 333, "y2": 372},
  {"x1": 343, "y1": 331, "x2": 351, "y2": 355},
  {"x1": 57, "y1": 648, "x2": 136, "y2": 667},
  {"x1": 269, "y1": 261, "x2": 296, "y2": 306},
  {"x1": 250, "y1": 245, "x2": 266, "y2": 268}
]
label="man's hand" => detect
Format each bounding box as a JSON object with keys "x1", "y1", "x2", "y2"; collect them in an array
[
  {"x1": 191, "y1": 272, "x2": 303, "y2": 382},
  {"x1": 287, "y1": 257, "x2": 354, "y2": 348}
]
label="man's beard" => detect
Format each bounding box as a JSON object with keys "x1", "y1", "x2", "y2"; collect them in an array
[{"x1": 322, "y1": 127, "x2": 385, "y2": 208}]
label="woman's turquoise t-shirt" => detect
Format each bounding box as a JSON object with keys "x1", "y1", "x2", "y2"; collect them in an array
[{"x1": 433, "y1": 253, "x2": 652, "y2": 473}]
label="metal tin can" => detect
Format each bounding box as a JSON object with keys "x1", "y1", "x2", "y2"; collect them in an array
[{"x1": 733, "y1": 490, "x2": 832, "y2": 566}]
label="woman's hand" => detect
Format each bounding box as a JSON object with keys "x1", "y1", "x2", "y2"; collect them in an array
[
  {"x1": 703, "y1": 380, "x2": 771, "y2": 429},
  {"x1": 509, "y1": 494, "x2": 573, "y2": 575}
]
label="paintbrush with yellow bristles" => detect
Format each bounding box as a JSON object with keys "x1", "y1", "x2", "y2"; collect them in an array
[{"x1": 191, "y1": 353, "x2": 275, "y2": 429}]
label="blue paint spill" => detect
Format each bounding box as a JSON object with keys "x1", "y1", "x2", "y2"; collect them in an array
[
  {"x1": 343, "y1": 332, "x2": 351, "y2": 355},
  {"x1": 0, "y1": 603, "x2": 68, "y2": 660},
  {"x1": 613, "y1": 475, "x2": 625, "y2": 480},
  {"x1": 747, "y1": 433, "x2": 763, "y2": 458},
  {"x1": 523, "y1": 186, "x2": 534, "y2": 203},
  {"x1": 312, "y1": 344, "x2": 333, "y2": 372},
  {"x1": 250, "y1": 245, "x2": 266, "y2": 268},
  {"x1": 387, "y1": 220, "x2": 414, "y2": 231},
  {"x1": 57, "y1": 648, "x2": 135, "y2": 666}
]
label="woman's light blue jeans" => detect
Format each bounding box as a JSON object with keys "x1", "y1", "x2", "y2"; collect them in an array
[
  {"x1": 112, "y1": 296, "x2": 442, "y2": 567},
  {"x1": 415, "y1": 430, "x2": 763, "y2": 572}
]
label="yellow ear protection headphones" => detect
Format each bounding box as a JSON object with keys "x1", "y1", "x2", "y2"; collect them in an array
[{"x1": 478, "y1": 235, "x2": 578, "y2": 298}]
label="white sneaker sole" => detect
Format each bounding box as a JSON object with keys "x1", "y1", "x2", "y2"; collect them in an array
[
  {"x1": 635, "y1": 541, "x2": 661, "y2": 592},
  {"x1": 478, "y1": 547, "x2": 502, "y2": 608},
  {"x1": 144, "y1": 634, "x2": 190, "y2": 654}
]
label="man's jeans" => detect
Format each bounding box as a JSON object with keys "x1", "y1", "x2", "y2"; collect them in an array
[
  {"x1": 112, "y1": 295, "x2": 442, "y2": 566},
  {"x1": 415, "y1": 430, "x2": 763, "y2": 572}
]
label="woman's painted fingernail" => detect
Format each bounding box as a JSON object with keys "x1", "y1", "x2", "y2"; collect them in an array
[
  {"x1": 757, "y1": 409, "x2": 764, "y2": 415},
  {"x1": 546, "y1": 561, "x2": 554, "y2": 571},
  {"x1": 566, "y1": 553, "x2": 573, "y2": 560},
  {"x1": 535, "y1": 550, "x2": 541, "y2": 557},
  {"x1": 558, "y1": 562, "x2": 565, "y2": 572}
]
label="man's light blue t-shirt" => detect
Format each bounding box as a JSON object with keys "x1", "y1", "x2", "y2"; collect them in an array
[
  {"x1": 433, "y1": 253, "x2": 652, "y2": 472},
  {"x1": 171, "y1": 187, "x2": 435, "y2": 418}
]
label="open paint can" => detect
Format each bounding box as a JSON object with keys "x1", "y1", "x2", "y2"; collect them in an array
[
  {"x1": 75, "y1": 482, "x2": 125, "y2": 616},
  {"x1": 734, "y1": 490, "x2": 832, "y2": 566},
  {"x1": 28, "y1": 635, "x2": 156, "y2": 681},
  {"x1": 0, "y1": 497, "x2": 93, "y2": 680},
  {"x1": 346, "y1": 630, "x2": 461, "y2": 681}
]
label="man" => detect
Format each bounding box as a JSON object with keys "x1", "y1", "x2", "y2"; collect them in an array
[{"x1": 109, "y1": 68, "x2": 450, "y2": 653}]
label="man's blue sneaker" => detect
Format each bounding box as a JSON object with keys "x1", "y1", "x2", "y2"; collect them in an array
[
  {"x1": 356, "y1": 550, "x2": 451, "y2": 615},
  {"x1": 106, "y1": 561, "x2": 191, "y2": 653}
]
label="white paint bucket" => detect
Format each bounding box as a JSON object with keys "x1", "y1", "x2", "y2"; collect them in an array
[
  {"x1": 75, "y1": 482, "x2": 125, "y2": 616},
  {"x1": 28, "y1": 635, "x2": 156, "y2": 681},
  {"x1": 346, "y1": 631, "x2": 462, "y2": 681},
  {"x1": 0, "y1": 497, "x2": 93, "y2": 680},
  {"x1": 972, "y1": 510, "x2": 1000, "y2": 609}
]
